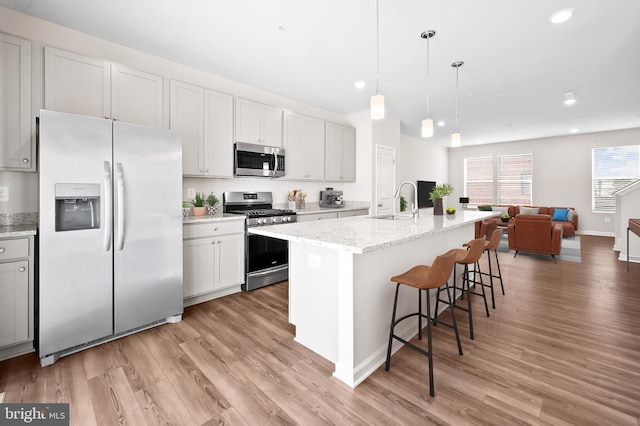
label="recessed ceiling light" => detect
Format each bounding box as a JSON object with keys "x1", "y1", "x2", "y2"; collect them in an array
[
  {"x1": 570, "y1": 128, "x2": 578, "y2": 133},
  {"x1": 354, "y1": 81, "x2": 365, "y2": 89},
  {"x1": 563, "y1": 91, "x2": 577, "y2": 105},
  {"x1": 550, "y1": 8, "x2": 574, "y2": 24},
  {"x1": 437, "y1": 121, "x2": 445, "y2": 127}
]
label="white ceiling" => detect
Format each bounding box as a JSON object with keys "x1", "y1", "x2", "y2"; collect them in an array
[{"x1": 2, "y1": 0, "x2": 640, "y2": 146}]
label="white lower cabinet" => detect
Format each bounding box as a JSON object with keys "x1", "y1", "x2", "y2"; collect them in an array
[
  {"x1": 183, "y1": 221, "x2": 245, "y2": 306},
  {"x1": 0, "y1": 236, "x2": 35, "y2": 361}
]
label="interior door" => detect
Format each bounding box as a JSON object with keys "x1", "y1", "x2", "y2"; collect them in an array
[
  {"x1": 375, "y1": 144, "x2": 396, "y2": 215},
  {"x1": 113, "y1": 122, "x2": 183, "y2": 333}
]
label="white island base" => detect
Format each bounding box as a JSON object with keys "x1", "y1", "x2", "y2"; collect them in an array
[{"x1": 250, "y1": 210, "x2": 495, "y2": 388}]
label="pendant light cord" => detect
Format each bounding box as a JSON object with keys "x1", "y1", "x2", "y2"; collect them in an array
[
  {"x1": 426, "y1": 35, "x2": 430, "y2": 117},
  {"x1": 454, "y1": 65, "x2": 459, "y2": 132},
  {"x1": 375, "y1": 0, "x2": 380, "y2": 95}
]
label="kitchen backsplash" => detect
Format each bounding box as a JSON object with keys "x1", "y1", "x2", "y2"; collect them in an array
[{"x1": 0, "y1": 212, "x2": 38, "y2": 226}]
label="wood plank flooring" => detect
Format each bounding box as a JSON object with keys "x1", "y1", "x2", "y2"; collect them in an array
[{"x1": 1, "y1": 235, "x2": 639, "y2": 425}]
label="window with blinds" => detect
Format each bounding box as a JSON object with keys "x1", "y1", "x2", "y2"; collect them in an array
[
  {"x1": 498, "y1": 154, "x2": 532, "y2": 205},
  {"x1": 464, "y1": 156, "x2": 493, "y2": 206},
  {"x1": 592, "y1": 145, "x2": 640, "y2": 212}
]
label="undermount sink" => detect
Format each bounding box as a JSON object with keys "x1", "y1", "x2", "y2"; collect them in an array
[{"x1": 369, "y1": 214, "x2": 416, "y2": 220}]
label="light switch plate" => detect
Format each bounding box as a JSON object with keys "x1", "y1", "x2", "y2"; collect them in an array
[
  {"x1": 0, "y1": 186, "x2": 8, "y2": 202},
  {"x1": 308, "y1": 254, "x2": 321, "y2": 268},
  {"x1": 187, "y1": 188, "x2": 196, "y2": 199}
]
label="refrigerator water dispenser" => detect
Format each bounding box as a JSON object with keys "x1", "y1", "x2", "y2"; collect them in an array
[{"x1": 55, "y1": 183, "x2": 101, "y2": 232}]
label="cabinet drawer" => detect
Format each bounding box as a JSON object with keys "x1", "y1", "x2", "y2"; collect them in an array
[
  {"x1": 0, "y1": 239, "x2": 29, "y2": 261},
  {"x1": 183, "y1": 220, "x2": 244, "y2": 239}
]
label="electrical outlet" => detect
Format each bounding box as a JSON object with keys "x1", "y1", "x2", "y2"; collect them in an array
[
  {"x1": 0, "y1": 186, "x2": 8, "y2": 202},
  {"x1": 604, "y1": 216, "x2": 611, "y2": 223},
  {"x1": 187, "y1": 188, "x2": 196, "y2": 199},
  {"x1": 308, "y1": 254, "x2": 321, "y2": 268}
]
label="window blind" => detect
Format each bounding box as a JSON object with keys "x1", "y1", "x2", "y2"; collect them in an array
[
  {"x1": 464, "y1": 156, "x2": 493, "y2": 206},
  {"x1": 498, "y1": 154, "x2": 532, "y2": 205},
  {"x1": 592, "y1": 145, "x2": 640, "y2": 212}
]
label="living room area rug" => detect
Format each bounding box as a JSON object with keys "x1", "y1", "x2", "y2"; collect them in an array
[{"x1": 497, "y1": 233, "x2": 581, "y2": 263}]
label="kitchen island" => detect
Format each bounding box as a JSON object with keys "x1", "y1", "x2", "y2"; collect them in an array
[{"x1": 249, "y1": 209, "x2": 497, "y2": 388}]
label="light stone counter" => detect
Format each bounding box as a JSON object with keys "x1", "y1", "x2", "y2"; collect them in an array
[
  {"x1": 249, "y1": 208, "x2": 497, "y2": 389},
  {"x1": 249, "y1": 209, "x2": 496, "y2": 254},
  {"x1": 182, "y1": 213, "x2": 245, "y2": 225},
  {"x1": 0, "y1": 224, "x2": 38, "y2": 238}
]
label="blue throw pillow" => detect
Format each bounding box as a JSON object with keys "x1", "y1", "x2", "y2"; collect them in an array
[{"x1": 552, "y1": 208, "x2": 569, "y2": 222}]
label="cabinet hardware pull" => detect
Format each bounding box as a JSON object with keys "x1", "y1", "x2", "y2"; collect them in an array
[
  {"x1": 22, "y1": 158, "x2": 29, "y2": 163},
  {"x1": 113, "y1": 117, "x2": 118, "y2": 121},
  {"x1": 0, "y1": 248, "x2": 5, "y2": 253},
  {"x1": 19, "y1": 267, "x2": 26, "y2": 272},
  {"x1": 105, "y1": 115, "x2": 110, "y2": 119}
]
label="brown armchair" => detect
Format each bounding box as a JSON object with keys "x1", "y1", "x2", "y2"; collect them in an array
[{"x1": 507, "y1": 214, "x2": 563, "y2": 262}]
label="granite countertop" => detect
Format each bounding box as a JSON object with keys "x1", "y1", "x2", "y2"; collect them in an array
[
  {"x1": 273, "y1": 201, "x2": 370, "y2": 215},
  {"x1": 0, "y1": 224, "x2": 38, "y2": 238},
  {"x1": 249, "y1": 210, "x2": 498, "y2": 254},
  {"x1": 183, "y1": 212, "x2": 245, "y2": 224}
]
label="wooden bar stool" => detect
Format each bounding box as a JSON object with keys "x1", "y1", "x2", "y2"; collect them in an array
[
  {"x1": 384, "y1": 249, "x2": 461, "y2": 397},
  {"x1": 477, "y1": 228, "x2": 506, "y2": 308},
  {"x1": 438, "y1": 237, "x2": 488, "y2": 341}
]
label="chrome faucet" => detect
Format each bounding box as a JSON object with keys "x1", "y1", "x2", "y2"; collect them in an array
[{"x1": 394, "y1": 181, "x2": 419, "y2": 218}]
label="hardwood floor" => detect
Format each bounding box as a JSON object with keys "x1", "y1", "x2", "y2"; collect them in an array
[{"x1": 1, "y1": 235, "x2": 639, "y2": 425}]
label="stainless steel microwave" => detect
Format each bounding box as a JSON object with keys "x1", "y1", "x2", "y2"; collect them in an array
[{"x1": 234, "y1": 142, "x2": 285, "y2": 177}]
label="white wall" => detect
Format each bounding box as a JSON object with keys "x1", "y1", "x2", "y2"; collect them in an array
[
  {"x1": 447, "y1": 127, "x2": 640, "y2": 235},
  {"x1": 397, "y1": 133, "x2": 449, "y2": 206},
  {"x1": 344, "y1": 110, "x2": 373, "y2": 205}
]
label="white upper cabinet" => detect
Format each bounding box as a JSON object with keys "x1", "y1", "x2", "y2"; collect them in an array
[
  {"x1": 325, "y1": 122, "x2": 356, "y2": 182},
  {"x1": 0, "y1": 33, "x2": 33, "y2": 170},
  {"x1": 284, "y1": 111, "x2": 325, "y2": 180},
  {"x1": 235, "y1": 97, "x2": 283, "y2": 147},
  {"x1": 170, "y1": 80, "x2": 233, "y2": 177},
  {"x1": 44, "y1": 47, "x2": 163, "y2": 127},
  {"x1": 111, "y1": 64, "x2": 164, "y2": 127}
]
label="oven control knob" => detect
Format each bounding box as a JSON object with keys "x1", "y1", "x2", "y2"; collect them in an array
[
  {"x1": 257, "y1": 218, "x2": 264, "y2": 225},
  {"x1": 273, "y1": 217, "x2": 281, "y2": 224}
]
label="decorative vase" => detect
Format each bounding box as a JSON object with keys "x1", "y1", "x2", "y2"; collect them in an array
[
  {"x1": 182, "y1": 208, "x2": 190, "y2": 217},
  {"x1": 192, "y1": 206, "x2": 205, "y2": 216},
  {"x1": 433, "y1": 198, "x2": 443, "y2": 215},
  {"x1": 501, "y1": 217, "x2": 509, "y2": 223}
]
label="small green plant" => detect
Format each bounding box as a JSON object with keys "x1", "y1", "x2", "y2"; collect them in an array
[
  {"x1": 501, "y1": 212, "x2": 510, "y2": 219},
  {"x1": 429, "y1": 183, "x2": 454, "y2": 201},
  {"x1": 191, "y1": 192, "x2": 206, "y2": 207},
  {"x1": 446, "y1": 207, "x2": 456, "y2": 214},
  {"x1": 400, "y1": 195, "x2": 407, "y2": 212},
  {"x1": 182, "y1": 201, "x2": 189, "y2": 208},
  {"x1": 206, "y1": 192, "x2": 219, "y2": 207}
]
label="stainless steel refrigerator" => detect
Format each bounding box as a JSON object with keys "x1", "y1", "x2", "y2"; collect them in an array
[{"x1": 38, "y1": 109, "x2": 183, "y2": 366}]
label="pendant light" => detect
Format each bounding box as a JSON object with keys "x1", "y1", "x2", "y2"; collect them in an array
[
  {"x1": 420, "y1": 30, "x2": 436, "y2": 137},
  {"x1": 451, "y1": 61, "x2": 464, "y2": 147},
  {"x1": 371, "y1": 0, "x2": 384, "y2": 119}
]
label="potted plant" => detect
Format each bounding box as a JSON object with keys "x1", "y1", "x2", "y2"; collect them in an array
[
  {"x1": 206, "y1": 192, "x2": 219, "y2": 216},
  {"x1": 446, "y1": 206, "x2": 456, "y2": 215},
  {"x1": 400, "y1": 195, "x2": 407, "y2": 212},
  {"x1": 429, "y1": 183, "x2": 454, "y2": 215},
  {"x1": 501, "y1": 212, "x2": 510, "y2": 223},
  {"x1": 191, "y1": 192, "x2": 206, "y2": 216}
]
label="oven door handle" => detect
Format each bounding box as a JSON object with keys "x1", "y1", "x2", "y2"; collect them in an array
[{"x1": 247, "y1": 265, "x2": 288, "y2": 277}]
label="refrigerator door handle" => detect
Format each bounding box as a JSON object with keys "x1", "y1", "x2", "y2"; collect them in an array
[
  {"x1": 103, "y1": 161, "x2": 112, "y2": 251},
  {"x1": 116, "y1": 162, "x2": 125, "y2": 250}
]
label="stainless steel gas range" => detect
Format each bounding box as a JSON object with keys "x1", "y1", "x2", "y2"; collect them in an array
[{"x1": 223, "y1": 191, "x2": 296, "y2": 291}]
